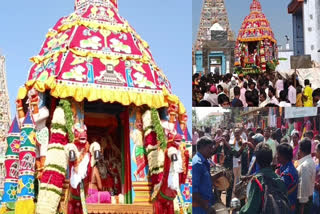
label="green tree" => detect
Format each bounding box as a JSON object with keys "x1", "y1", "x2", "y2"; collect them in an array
[{"x1": 192, "y1": 109, "x2": 198, "y2": 128}]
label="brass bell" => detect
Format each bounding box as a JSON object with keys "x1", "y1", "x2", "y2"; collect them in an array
[
  {"x1": 171, "y1": 154, "x2": 178, "y2": 162},
  {"x1": 94, "y1": 150, "x2": 100, "y2": 160},
  {"x1": 69, "y1": 150, "x2": 76, "y2": 162}
]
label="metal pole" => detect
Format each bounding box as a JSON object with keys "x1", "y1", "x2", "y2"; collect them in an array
[{"x1": 294, "y1": 68, "x2": 297, "y2": 88}]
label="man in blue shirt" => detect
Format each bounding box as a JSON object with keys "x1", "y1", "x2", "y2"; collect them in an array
[
  {"x1": 276, "y1": 143, "x2": 299, "y2": 213},
  {"x1": 192, "y1": 136, "x2": 217, "y2": 214}
]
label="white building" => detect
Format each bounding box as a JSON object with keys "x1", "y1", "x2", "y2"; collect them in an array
[
  {"x1": 276, "y1": 43, "x2": 294, "y2": 77},
  {"x1": 288, "y1": 0, "x2": 320, "y2": 63}
]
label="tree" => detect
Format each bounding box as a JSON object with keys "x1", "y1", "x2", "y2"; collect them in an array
[{"x1": 192, "y1": 109, "x2": 198, "y2": 129}]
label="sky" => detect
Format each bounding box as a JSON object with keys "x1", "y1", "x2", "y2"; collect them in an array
[
  {"x1": 0, "y1": 0, "x2": 192, "y2": 131},
  {"x1": 193, "y1": 0, "x2": 293, "y2": 48}
]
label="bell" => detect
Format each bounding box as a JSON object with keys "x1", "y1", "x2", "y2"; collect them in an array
[
  {"x1": 94, "y1": 150, "x2": 100, "y2": 160},
  {"x1": 69, "y1": 150, "x2": 76, "y2": 162},
  {"x1": 230, "y1": 198, "x2": 241, "y2": 210},
  {"x1": 171, "y1": 154, "x2": 178, "y2": 162}
]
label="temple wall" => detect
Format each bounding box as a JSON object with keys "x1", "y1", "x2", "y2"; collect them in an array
[
  {"x1": 316, "y1": 0, "x2": 320, "y2": 62},
  {"x1": 303, "y1": 0, "x2": 320, "y2": 62},
  {"x1": 277, "y1": 49, "x2": 294, "y2": 72}
]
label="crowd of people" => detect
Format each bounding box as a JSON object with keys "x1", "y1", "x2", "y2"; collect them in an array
[
  {"x1": 192, "y1": 121, "x2": 320, "y2": 214},
  {"x1": 192, "y1": 72, "x2": 297, "y2": 107}
]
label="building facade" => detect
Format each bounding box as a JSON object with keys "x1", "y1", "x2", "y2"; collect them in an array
[
  {"x1": 276, "y1": 43, "x2": 294, "y2": 77},
  {"x1": 202, "y1": 38, "x2": 235, "y2": 75},
  {"x1": 0, "y1": 55, "x2": 10, "y2": 192},
  {"x1": 288, "y1": 0, "x2": 320, "y2": 62}
]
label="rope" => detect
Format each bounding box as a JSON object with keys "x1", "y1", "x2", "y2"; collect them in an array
[{"x1": 80, "y1": 181, "x2": 88, "y2": 214}]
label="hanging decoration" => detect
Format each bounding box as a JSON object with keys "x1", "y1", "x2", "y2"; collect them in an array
[
  {"x1": 0, "y1": 118, "x2": 20, "y2": 214},
  {"x1": 15, "y1": 111, "x2": 36, "y2": 214},
  {"x1": 36, "y1": 100, "x2": 73, "y2": 214}
]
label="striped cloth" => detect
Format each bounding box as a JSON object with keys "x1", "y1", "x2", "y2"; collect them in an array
[
  {"x1": 0, "y1": 117, "x2": 20, "y2": 213},
  {"x1": 15, "y1": 111, "x2": 36, "y2": 214}
]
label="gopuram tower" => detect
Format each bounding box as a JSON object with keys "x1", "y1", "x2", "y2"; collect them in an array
[
  {"x1": 0, "y1": 54, "x2": 11, "y2": 191},
  {"x1": 194, "y1": 0, "x2": 234, "y2": 51}
]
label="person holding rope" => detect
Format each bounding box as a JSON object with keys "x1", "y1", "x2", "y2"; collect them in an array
[{"x1": 192, "y1": 137, "x2": 218, "y2": 214}]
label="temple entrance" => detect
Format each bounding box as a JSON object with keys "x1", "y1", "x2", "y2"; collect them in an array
[
  {"x1": 248, "y1": 42, "x2": 258, "y2": 54},
  {"x1": 59, "y1": 102, "x2": 153, "y2": 213},
  {"x1": 84, "y1": 101, "x2": 127, "y2": 200},
  {"x1": 209, "y1": 53, "x2": 226, "y2": 75},
  {"x1": 209, "y1": 56, "x2": 222, "y2": 74}
]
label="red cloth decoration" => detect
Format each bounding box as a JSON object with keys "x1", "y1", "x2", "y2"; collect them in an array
[
  {"x1": 40, "y1": 170, "x2": 65, "y2": 189},
  {"x1": 144, "y1": 132, "x2": 157, "y2": 147}
]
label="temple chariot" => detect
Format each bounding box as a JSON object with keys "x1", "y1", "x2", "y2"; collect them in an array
[{"x1": 0, "y1": 1, "x2": 190, "y2": 214}]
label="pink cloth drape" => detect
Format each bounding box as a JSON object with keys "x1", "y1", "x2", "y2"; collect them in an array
[{"x1": 86, "y1": 189, "x2": 111, "y2": 203}]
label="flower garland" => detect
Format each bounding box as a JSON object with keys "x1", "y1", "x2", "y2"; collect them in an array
[
  {"x1": 58, "y1": 99, "x2": 74, "y2": 143},
  {"x1": 151, "y1": 108, "x2": 166, "y2": 150},
  {"x1": 142, "y1": 110, "x2": 166, "y2": 202},
  {"x1": 36, "y1": 100, "x2": 74, "y2": 214}
]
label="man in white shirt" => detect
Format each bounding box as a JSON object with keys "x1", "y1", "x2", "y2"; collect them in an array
[
  {"x1": 247, "y1": 120, "x2": 254, "y2": 129},
  {"x1": 263, "y1": 127, "x2": 278, "y2": 164},
  {"x1": 259, "y1": 92, "x2": 269, "y2": 107},
  {"x1": 287, "y1": 80, "x2": 296, "y2": 105},
  {"x1": 219, "y1": 76, "x2": 229, "y2": 95},
  {"x1": 297, "y1": 138, "x2": 316, "y2": 214},
  {"x1": 268, "y1": 86, "x2": 279, "y2": 105},
  {"x1": 275, "y1": 74, "x2": 284, "y2": 98},
  {"x1": 278, "y1": 90, "x2": 292, "y2": 107},
  {"x1": 229, "y1": 79, "x2": 237, "y2": 101}
]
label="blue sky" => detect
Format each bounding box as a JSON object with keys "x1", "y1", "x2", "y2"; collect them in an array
[
  {"x1": 193, "y1": 0, "x2": 293, "y2": 48},
  {"x1": 0, "y1": 0, "x2": 192, "y2": 130}
]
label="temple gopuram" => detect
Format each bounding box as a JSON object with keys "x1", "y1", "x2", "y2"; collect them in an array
[
  {"x1": 193, "y1": 0, "x2": 235, "y2": 75},
  {"x1": 234, "y1": 0, "x2": 278, "y2": 74},
  {"x1": 0, "y1": 55, "x2": 10, "y2": 193}
]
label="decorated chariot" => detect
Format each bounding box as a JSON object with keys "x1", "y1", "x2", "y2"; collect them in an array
[
  {"x1": 0, "y1": 0, "x2": 190, "y2": 214},
  {"x1": 234, "y1": 0, "x2": 278, "y2": 75}
]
